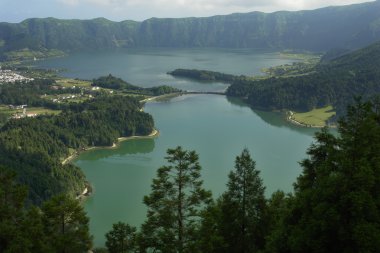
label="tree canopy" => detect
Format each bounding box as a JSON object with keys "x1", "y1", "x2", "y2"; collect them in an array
[
  {"x1": 140, "y1": 146, "x2": 212, "y2": 253},
  {"x1": 0, "y1": 95, "x2": 154, "y2": 204}
]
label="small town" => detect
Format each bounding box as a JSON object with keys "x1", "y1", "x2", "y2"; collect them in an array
[{"x1": 0, "y1": 67, "x2": 34, "y2": 83}]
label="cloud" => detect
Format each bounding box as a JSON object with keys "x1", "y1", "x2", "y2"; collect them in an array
[
  {"x1": 58, "y1": 0, "x2": 80, "y2": 6},
  {"x1": 52, "y1": 0, "x2": 374, "y2": 21},
  {"x1": 57, "y1": 0, "x2": 372, "y2": 11},
  {"x1": 121, "y1": 0, "x2": 369, "y2": 13}
]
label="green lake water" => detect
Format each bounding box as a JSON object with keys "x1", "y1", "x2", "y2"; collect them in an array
[{"x1": 37, "y1": 48, "x2": 319, "y2": 246}]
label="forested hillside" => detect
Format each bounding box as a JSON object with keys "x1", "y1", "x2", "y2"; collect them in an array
[
  {"x1": 227, "y1": 41, "x2": 380, "y2": 118},
  {"x1": 0, "y1": 95, "x2": 154, "y2": 205},
  {"x1": 1, "y1": 0, "x2": 380, "y2": 59}
]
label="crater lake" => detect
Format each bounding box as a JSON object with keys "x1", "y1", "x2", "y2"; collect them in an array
[{"x1": 37, "y1": 48, "x2": 319, "y2": 246}]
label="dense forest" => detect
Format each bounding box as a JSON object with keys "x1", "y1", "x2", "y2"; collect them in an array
[
  {"x1": 0, "y1": 168, "x2": 92, "y2": 252},
  {"x1": 168, "y1": 69, "x2": 238, "y2": 83},
  {"x1": 0, "y1": 78, "x2": 82, "y2": 111},
  {"x1": 92, "y1": 74, "x2": 181, "y2": 95},
  {"x1": 227, "y1": 41, "x2": 380, "y2": 118},
  {"x1": 2, "y1": 98, "x2": 380, "y2": 252},
  {"x1": 0, "y1": 95, "x2": 154, "y2": 205},
  {"x1": 1, "y1": 0, "x2": 380, "y2": 59}
]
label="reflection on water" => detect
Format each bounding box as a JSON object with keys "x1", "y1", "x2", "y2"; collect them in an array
[
  {"x1": 76, "y1": 138, "x2": 155, "y2": 161},
  {"x1": 226, "y1": 96, "x2": 318, "y2": 137},
  {"x1": 77, "y1": 93, "x2": 321, "y2": 247}
]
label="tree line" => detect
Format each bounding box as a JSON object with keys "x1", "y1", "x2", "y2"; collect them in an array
[{"x1": 168, "y1": 69, "x2": 237, "y2": 83}]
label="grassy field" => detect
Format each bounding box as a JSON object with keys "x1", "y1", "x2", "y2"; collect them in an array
[
  {"x1": 0, "y1": 105, "x2": 61, "y2": 116},
  {"x1": 56, "y1": 78, "x2": 91, "y2": 88},
  {"x1": 291, "y1": 105, "x2": 336, "y2": 127},
  {"x1": 4, "y1": 48, "x2": 65, "y2": 62},
  {"x1": 0, "y1": 105, "x2": 17, "y2": 116},
  {"x1": 27, "y1": 107, "x2": 61, "y2": 115}
]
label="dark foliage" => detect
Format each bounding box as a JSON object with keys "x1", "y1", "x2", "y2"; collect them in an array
[
  {"x1": 227, "y1": 41, "x2": 380, "y2": 118},
  {"x1": 168, "y1": 69, "x2": 237, "y2": 82},
  {"x1": 92, "y1": 74, "x2": 139, "y2": 90},
  {"x1": 92, "y1": 74, "x2": 181, "y2": 95},
  {"x1": 0, "y1": 167, "x2": 92, "y2": 253},
  {"x1": 0, "y1": 95, "x2": 154, "y2": 204}
]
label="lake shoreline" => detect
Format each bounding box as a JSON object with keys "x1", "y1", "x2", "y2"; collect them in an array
[
  {"x1": 286, "y1": 111, "x2": 324, "y2": 128},
  {"x1": 61, "y1": 128, "x2": 160, "y2": 166},
  {"x1": 285, "y1": 110, "x2": 337, "y2": 129}
]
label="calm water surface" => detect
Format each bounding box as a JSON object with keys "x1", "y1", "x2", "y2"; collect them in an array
[
  {"x1": 38, "y1": 49, "x2": 319, "y2": 246},
  {"x1": 38, "y1": 48, "x2": 299, "y2": 92}
]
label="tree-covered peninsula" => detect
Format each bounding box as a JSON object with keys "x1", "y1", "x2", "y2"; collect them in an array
[
  {"x1": 92, "y1": 74, "x2": 181, "y2": 95},
  {"x1": 168, "y1": 69, "x2": 237, "y2": 83},
  {"x1": 0, "y1": 94, "x2": 154, "y2": 205},
  {"x1": 227, "y1": 41, "x2": 380, "y2": 119}
]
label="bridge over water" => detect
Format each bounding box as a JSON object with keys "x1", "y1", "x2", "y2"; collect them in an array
[{"x1": 183, "y1": 91, "x2": 226, "y2": 95}]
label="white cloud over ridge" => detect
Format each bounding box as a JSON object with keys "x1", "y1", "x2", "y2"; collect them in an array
[
  {"x1": 0, "y1": 0, "x2": 374, "y2": 23},
  {"x1": 58, "y1": 0, "x2": 372, "y2": 11}
]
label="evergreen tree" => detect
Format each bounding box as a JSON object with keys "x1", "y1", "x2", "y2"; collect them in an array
[
  {"x1": 276, "y1": 99, "x2": 380, "y2": 253},
  {"x1": 42, "y1": 194, "x2": 92, "y2": 253},
  {"x1": 105, "y1": 222, "x2": 136, "y2": 253},
  {"x1": 20, "y1": 207, "x2": 53, "y2": 253},
  {"x1": 196, "y1": 199, "x2": 226, "y2": 253},
  {"x1": 264, "y1": 191, "x2": 293, "y2": 253},
  {"x1": 0, "y1": 166, "x2": 29, "y2": 252},
  {"x1": 0, "y1": 166, "x2": 51, "y2": 253},
  {"x1": 140, "y1": 146, "x2": 212, "y2": 253},
  {"x1": 219, "y1": 148, "x2": 267, "y2": 253}
]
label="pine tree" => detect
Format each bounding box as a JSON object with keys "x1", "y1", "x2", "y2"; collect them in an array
[
  {"x1": 106, "y1": 222, "x2": 136, "y2": 253},
  {"x1": 278, "y1": 99, "x2": 380, "y2": 253},
  {"x1": 219, "y1": 148, "x2": 267, "y2": 253},
  {"x1": 196, "y1": 199, "x2": 226, "y2": 253},
  {"x1": 264, "y1": 191, "x2": 293, "y2": 253},
  {"x1": 42, "y1": 194, "x2": 92, "y2": 253},
  {"x1": 0, "y1": 166, "x2": 29, "y2": 252},
  {"x1": 0, "y1": 166, "x2": 51, "y2": 253},
  {"x1": 140, "y1": 146, "x2": 212, "y2": 253}
]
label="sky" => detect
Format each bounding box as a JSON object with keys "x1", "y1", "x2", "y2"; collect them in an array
[{"x1": 0, "y1": 0, "x2": 374, "y2": 23}]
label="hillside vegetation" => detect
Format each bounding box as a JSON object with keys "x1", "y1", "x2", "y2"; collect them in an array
[
  {"x1": 0, "y1": 94, "x2": 154, "y2": 205},
  {"x1": 1, "y1": 1, "x2": 380, "y2": 60},
  {"x1": 227, "y1": 40, "x2": 380, "y2": 119}
]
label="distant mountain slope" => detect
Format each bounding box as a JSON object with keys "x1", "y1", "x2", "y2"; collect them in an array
[
  {"x1": 227, "y1": 40, "x2": 380, "y2": 119},
  {"x1": 0, "y1": 1, "x2": 380, "y2": 54}
]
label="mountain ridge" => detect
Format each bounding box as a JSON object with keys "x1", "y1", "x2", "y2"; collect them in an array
[{"x1": 0, "y1": 1, "x2": 380, "y2": 55}]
